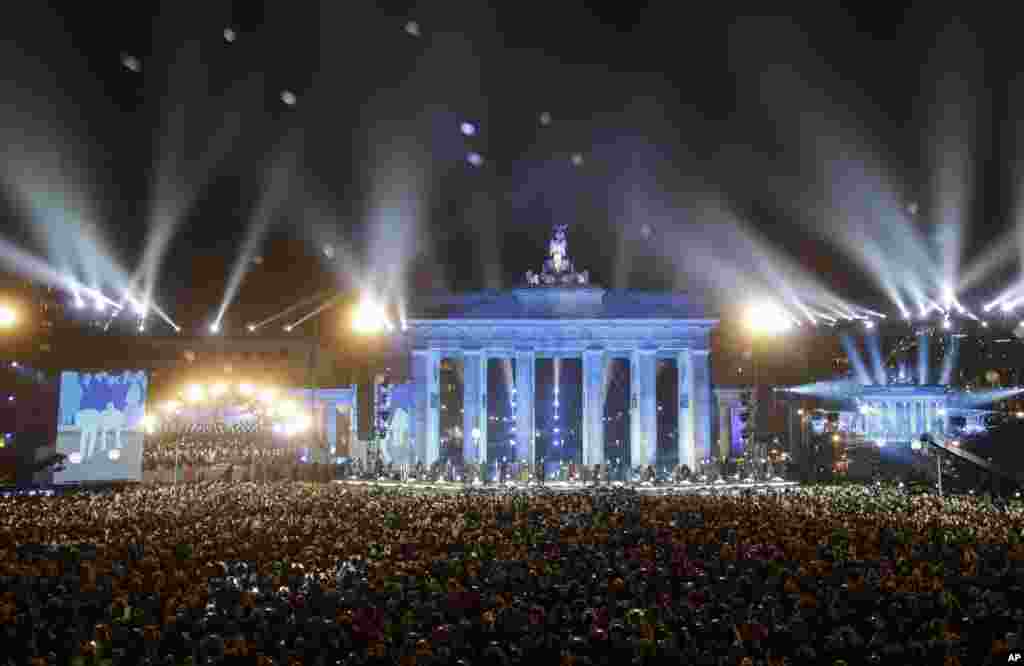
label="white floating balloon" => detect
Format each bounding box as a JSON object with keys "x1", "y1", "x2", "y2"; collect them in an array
[{"x1": 121, "y1": 55, "x2": 141, "y2": 72}]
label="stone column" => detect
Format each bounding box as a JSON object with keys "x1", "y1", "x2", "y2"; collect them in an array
[
  {"x1": 411, "y1": 349, "x2": 440, "y2": 465},
  {"x1": 629, "y1": 349, "x2": 657, "y2": 468},
  {"x1": 689, "y1": 350, "x2": 712, "y2": 465},
  {"x1": 677, "y1": 350, "x2": 692, "y2": 470},
  {"x1": 462, "y1": 350, "x2": 488, "y2": 464},
  {"x1": 718, "y1": 398, "x2": 731, "y2": 461},
  {"x1": 515, "y1": 350, "x2": 536, "y2": 465},
  {"x1": 582, "y1": 348, "x2": 606, "y2": 466}
]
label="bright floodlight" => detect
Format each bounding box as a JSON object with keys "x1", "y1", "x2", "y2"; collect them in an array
[
  {"x1": 247, "y1": 323, "x2": 256, "y2": 332},
  {"x1": 1002, "y1": 303, "x2": 1013, "y2": 313},
  {"x1": 864, "y1": 320, "x2": 874, "y2": 330},
  {"x1": 283, "y1": 325, "x2": 293, "y2": 333},
  {"x1": 352, "y1": 298, "x2": 391, "y2": 334},
  {"x1": 185, "y1": 384, "x2": 205, "y2": 403},
  {"x1": 209, "y1": 322, "x2": 220, "y2": 334},
  {"x1": 0, "y1": 306, "x2": 15, "y2": 328},
  {"x1": 745, "y1": 302, "x2": 793, "y2": 335},
  {"x1": 94, "y1": 295, "x2": 105, "y2": 312}
]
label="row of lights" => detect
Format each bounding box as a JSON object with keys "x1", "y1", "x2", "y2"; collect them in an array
[{"x1": 144, "y1": 382, "x2": 312, "y2": 434}]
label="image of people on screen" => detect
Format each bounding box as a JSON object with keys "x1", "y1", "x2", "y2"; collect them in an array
[{"x1": 55, "y1": 370, "x2": 148, "y2": 482}]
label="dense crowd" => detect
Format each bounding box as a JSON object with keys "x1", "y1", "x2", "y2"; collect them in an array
[
  {"x1": 142, "y1": 424, "x2": 324, "y2": 481},
  {"x1": 1, "y1": 481, "x2": 1024, "y2": 665}
]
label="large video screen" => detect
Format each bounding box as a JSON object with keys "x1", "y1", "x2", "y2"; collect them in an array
[{"x1": 53, "y1": 370, "x2": 148, "y2": 484}]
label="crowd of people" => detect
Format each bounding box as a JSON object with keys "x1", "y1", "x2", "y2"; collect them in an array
[
  {"x1": 142, "y1": 424, "x2": 324, "y2": 482},
  {"x1": 2, "y1": 480, "x2": 1024, "y2": 665}
]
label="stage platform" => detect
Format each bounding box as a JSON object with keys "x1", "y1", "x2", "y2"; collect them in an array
[{"x1": 331, "y1": 478, "x2": 800, "y2": 495}]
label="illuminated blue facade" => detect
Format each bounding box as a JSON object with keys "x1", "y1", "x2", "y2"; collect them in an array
[{"x1": 402, "y1": 228, "x2": 717, "y2": 469}]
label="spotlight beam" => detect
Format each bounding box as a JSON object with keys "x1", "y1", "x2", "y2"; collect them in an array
[
  {"x1": 251, "y1": 288, "x2": 336, "y2": 330},
  {"x1": 286, "y1": 293, "x2": 344, "y2": 329},
  {"x1": 215, "y1": 134, "x2": 302, "y2": 328}
]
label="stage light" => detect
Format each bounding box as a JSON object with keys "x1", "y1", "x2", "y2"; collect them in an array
[
  {"x1": 1017, "y1": 411, "x2": 1024, "y2": 419},
  {"x1": 982, "y1": 321, "x2": 989, "y2": 328},
  {"x1": 864, "y1": 320, "x2": 874, "y2": 330},
  {"x1": 209, "y1": 322, "x2": 220, "y2": 334},
  {"x1": 283, "y1": 325, "x2": 293, "y2": 332},
  {"x1": 832, "y1": 434, "x2": 840, "y2": 442},
  {"x1": 1002, "y1": 303, "x2": 1013, "y2": 313},
  {"x1": 137, "y1": 322, "x2": 145, "y2": 333},
  {"x1": 94, "y1": 296, "x2": 105, "y2": 312},
  {"x1": 247, "y1": 324, "x2": 256, "y2": 332},
  {"x1": 745, "y1": 302, "x2": 792, "y2": 335},
  {"x1": 942, "y1": 319, "x2": 952, "y2": 330},
  {"x1": 0, "y1": 306, "x2": 14, "y2": 328},
  {"x1": 460, "y1": 121, "x2": 477, "y2": 137},
  {"x1": 352, "y1": 298, "x2": 391, "y2": 334},
  {"x1": 223, "y1": 27, "x2": 236, "y2": 42},
  {"x1": 281, "y1": 90, "x2": 297, "y2": 106},
  {"x1": 74, "y1": 296, "x2": 85, "y2": 309},
  {"x1": 951, "y1": 440, "x2": 960, "y2": 447},
  {"x1": 186, "y1": 384, "x2": 205, "y2": 403},
  {"x1": 466, "y1": 152, "x2": 484, "y2": 167}
]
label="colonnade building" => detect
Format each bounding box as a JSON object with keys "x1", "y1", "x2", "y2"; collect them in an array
[{"x1": 401, "y1": 225, "x2": 719, "y2": 470}]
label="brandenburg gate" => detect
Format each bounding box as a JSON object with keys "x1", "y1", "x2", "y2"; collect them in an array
[{"x1": 402, "y1": 226, "x2": 719, "y2": 471}]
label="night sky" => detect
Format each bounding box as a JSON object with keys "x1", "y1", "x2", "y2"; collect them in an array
[{"x1": 0, "y1": 5, "x2": 1018, "y2": 334}]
